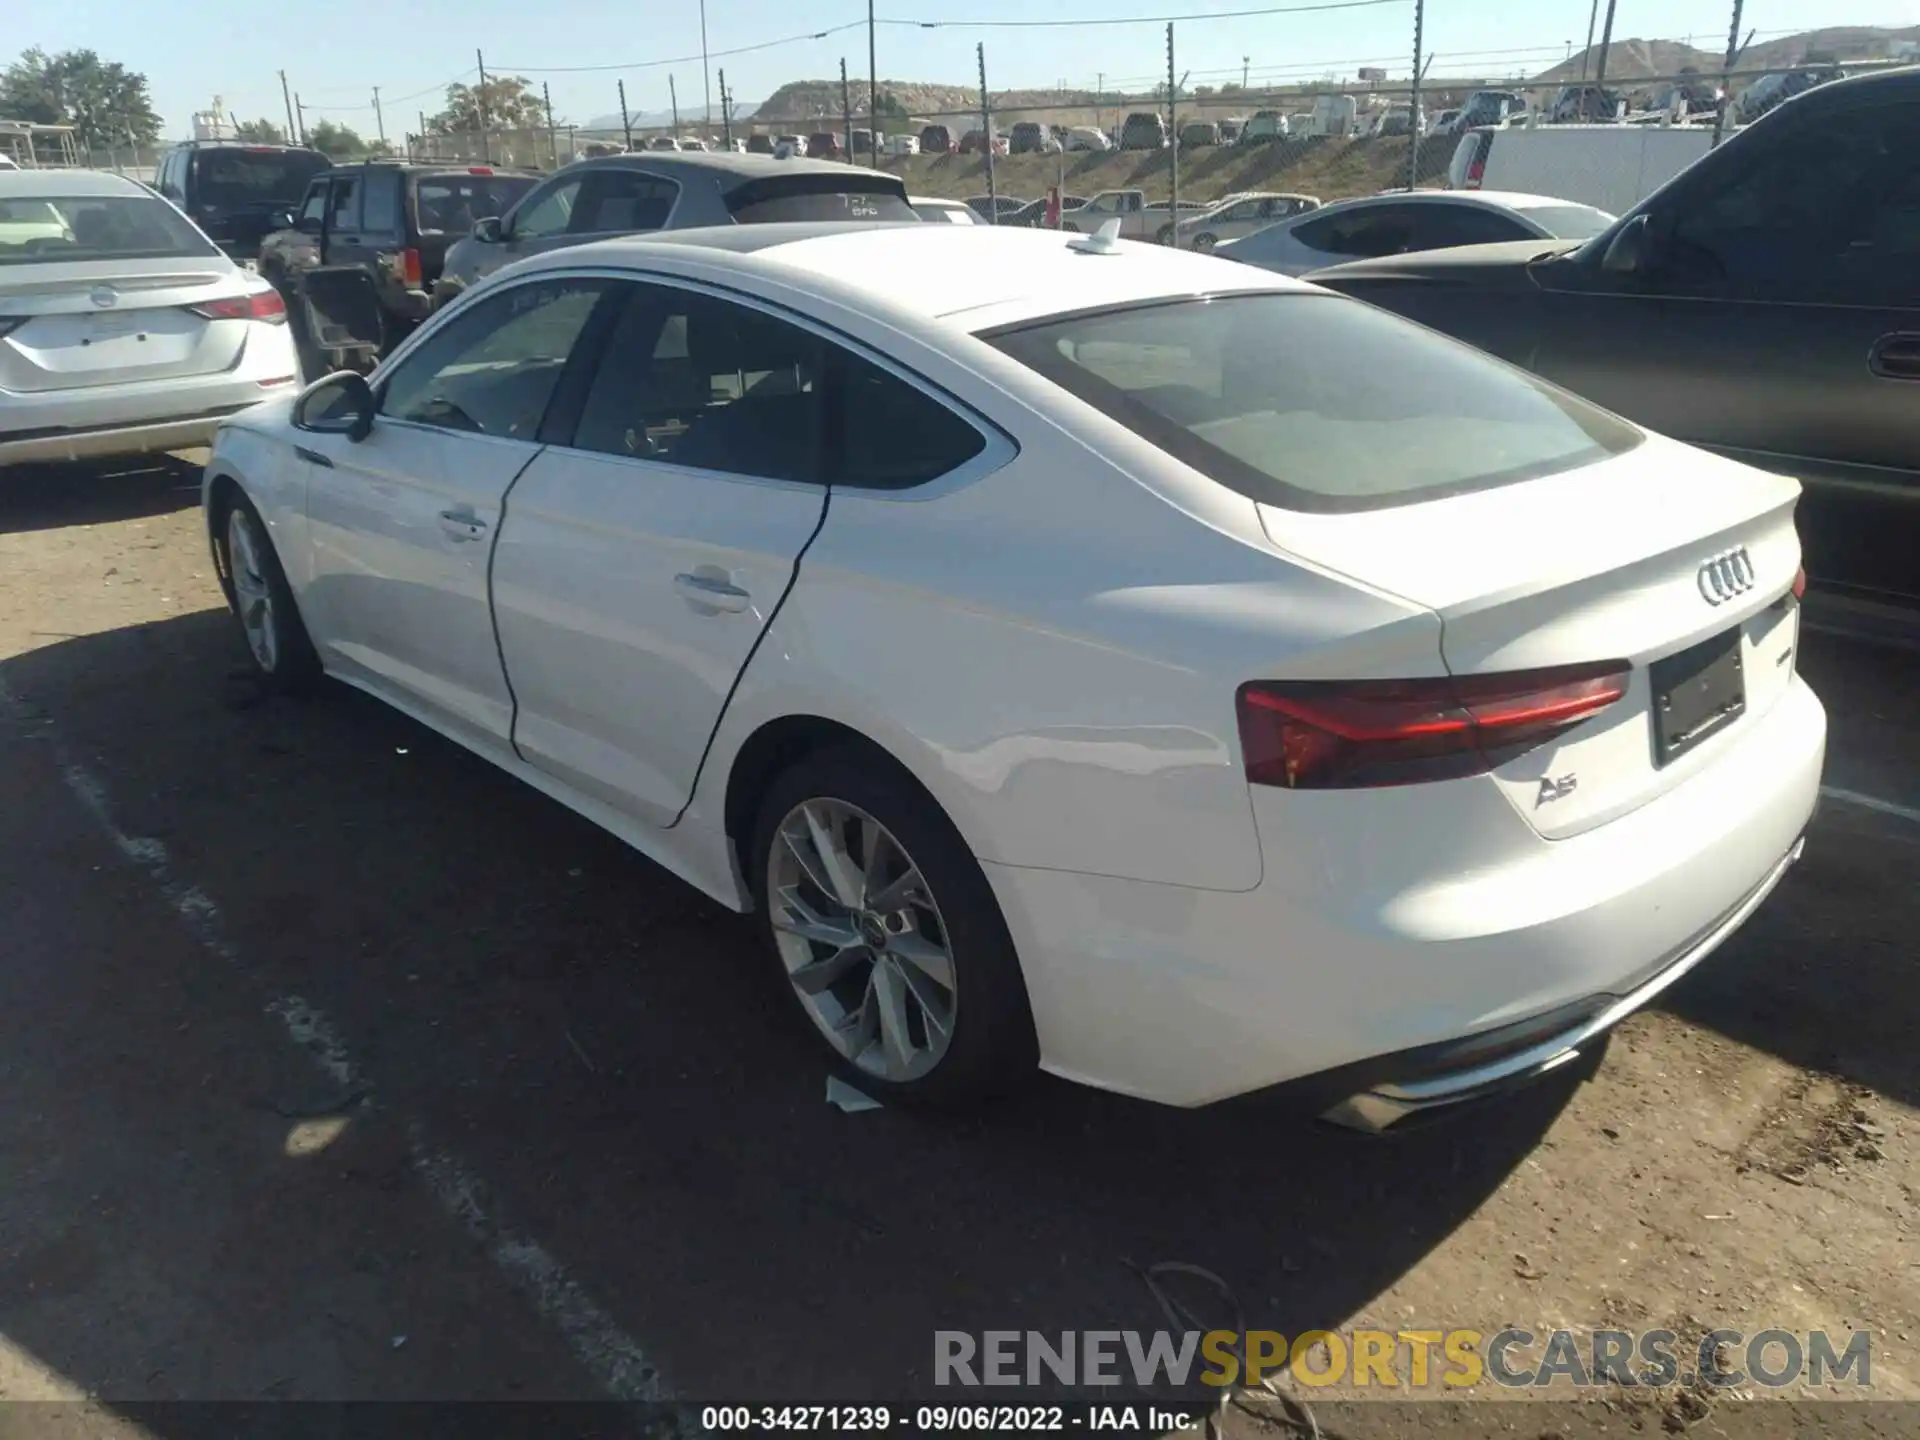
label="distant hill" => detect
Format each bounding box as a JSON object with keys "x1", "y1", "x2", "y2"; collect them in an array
[
  {"x1": 580, "y1": 101, "x2": 758, "y2": 135},
  {"x1": 1531, "y1": 24, "x2": 1919, "y2": 85}
]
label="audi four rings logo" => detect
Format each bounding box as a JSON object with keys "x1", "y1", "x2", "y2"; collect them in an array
[{"x1": 1697, "y1": 547, "x2": 1757, "y2": 605}]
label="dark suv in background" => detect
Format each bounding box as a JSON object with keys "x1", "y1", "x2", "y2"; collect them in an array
[
  {"x1": 153, "y1": 140, "x2": 331, "y2": 262},
  {"x1": 258, "y1": 160, "x2": 540, "y2": 349},
  {"x1": 1311, "y1": 67, "x2": 1920, "y2": 607}
]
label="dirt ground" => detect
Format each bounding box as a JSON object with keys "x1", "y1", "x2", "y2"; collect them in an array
[{"x1": 0, "y1": 453, "x2": 1915, "y2": 1437}]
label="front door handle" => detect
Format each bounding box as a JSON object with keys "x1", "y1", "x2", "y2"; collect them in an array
[
  {"x1": 673, "y1": 572, "x2": 752, "y2": 613},
  {"x1": 1868, "y1": 332, "x2": 1920, "y2": 380},
  {"x1": 294, "y1": 445, "x2": 334, "y2": 468},
  {"x1": 438, "y1": 509, "x2": 488, "y2": 542}
]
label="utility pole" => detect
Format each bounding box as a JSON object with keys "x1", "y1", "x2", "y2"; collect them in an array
[
  {"x1": 1243, "y1": 55, "x2": 1250, "y2": 90},
  {"x1": 840, "y1": 58, "x2": 853, "y2": 162},
  {"x1": 699, "y1": 0, "x2": 713, "y2": 143},
  {"x1": 868, "y1": 0, "x2": 880, "y2": 168},
  {"x1": 293, "y1": 94, "x2": 307, "y2": 146},
  {"x1": 1166, "y1": 24, "x2": 1178, "y2": 241},
  {"x1": 419, "y1": 110, "x2": 429, "y2": 161},
  {"x1": 543, "y1": 81, "x2": 558, "y2": 167},
  {"x1": 1096, "y1": 72, "x2": 1104, "y2": 135},
  {"x1": 978, "y1": 44, "x2": 995, "y2": 223},
  {"x1": 1407, "y1": 0, "x2": 1424, "y2": 188},
  {"x1": 1580, "y1": 0, "x2": 1600, "y2": 80},
  {"x1": 279, "y1": 70, "x2": 297, "y2": 144},
  {"x1": 618, "y1": 80, "x2": 633, "y2": 151},
  {"x1": 670, "y1": 75, "x2": 681, "y2": 137},
  {"x1": 475, "y1": 49, "x2": 492, "y2": 163},
  {"x1": 1592, "y1": 0, "x2": 1619, "y2": 93},
  {"x1": 1711, "y1": 1, "x2": 1749, "y2": 149},
  {"x1": 372, "y1": 86, "x2": 387, "y2": 147},
  {"x1": 719, "y1": 69, "x2": 733, "y2": 148}
]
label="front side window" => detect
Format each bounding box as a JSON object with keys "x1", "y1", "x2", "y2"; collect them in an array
[
  {"x1": 297, "y1": 182, "x2": 328, "y2": 225},
  {"x1": 0, "y1": 194, "x2": 217, "y2": 266},
  {"x1": 571, "y1": 284, "x2": 824, "y2": 482},
  {"x1": 380, "y1": 278, "x2": 608, "y2": 439},
  {"x1": 1662, "y1": 100, "x2": 1920, "y2": 302},
  {"x1": 511, "y1": 177, "x2": 582, "y2": 240},
  {"x1": 329, "y1": 175, "x2": 361, "y2": 230},
  {"x1": 985, "y1": 293, "x2": 1640, "y2": 512}
]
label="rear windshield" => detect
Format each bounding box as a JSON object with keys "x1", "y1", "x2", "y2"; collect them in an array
[
  {"x1": 1513, "y1": 203, "x2": 1616, "y2": 240},
  {"x1": 190, "y1": 148, "x2": 330, "y2": 207},
  {"x1": 412, "y1": 174, "x2": 540, "y2": 234},
  {"x1": 0, "y1": 195, "x2": 218, "y2": 266},
  {"x1": 725, "y1": 175, "x2": 914, "y2": 224},
  {"x1": 984, "y1": 292, "x2": 1641, "y2": 512}
]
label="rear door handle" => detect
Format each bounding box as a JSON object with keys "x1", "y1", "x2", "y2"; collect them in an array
[
  {"x1": 673, "y1": 572, "x2": 752, "y2": 613},
  {"x1": 438, "y1": 509, "x2": 488, "y2": 542},
  {"x1": 1868, "y1": 332, "x2": 1920, "y2": 380}
]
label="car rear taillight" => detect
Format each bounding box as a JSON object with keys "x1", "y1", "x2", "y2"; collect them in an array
[
  {"x1": 1236, "y1": 662, "x2": 1630, "y2": 790},
  {"x1": 468, "y1": 166, "x2": 494, "y2": 174},
  {"x1": 1792, "y1": 565, "x2": 1807, "y2": 600},
  {"x1": 401, "y1": 246, "x2": 423, "y2": 286},
  {"x1": 1465, "y1": 155, "x2": 1486, "y2": 187},
  {"x1": 190, "y1": 290, "x2": 288, "y2": 324}
]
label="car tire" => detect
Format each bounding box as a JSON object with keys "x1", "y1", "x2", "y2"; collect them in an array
[
  {"x1": 215, "y1": 491, "x2": 321, "y2": 693},
  {"x1": 1194, "y1": 232, "x2": 1217, "y2": 251},
  {"x1": 1155, "y1": 224, "x2": 1176, "y2": 245},
  {"x1": 749, "y1": 744, "x2": 1039, "y2": 1106}
]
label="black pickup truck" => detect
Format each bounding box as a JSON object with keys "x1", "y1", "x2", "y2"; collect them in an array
[
  {"x1": 257, "y1": 160, "x2": 539, "y2": 351},
  {"x1": 1311, "y1": 67, "x2": 1920, "y2": 607}
]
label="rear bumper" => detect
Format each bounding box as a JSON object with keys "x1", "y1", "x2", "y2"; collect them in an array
[
  {"x1": 1319, "y1": 828, "x2": 1807, "y2": 1131},
  {"x1": 0, "y1": 409, "x2": 249, "y2": 464},
  {"x1": 983, "y1": 675, "x2": 1826, "y2": 1109}
]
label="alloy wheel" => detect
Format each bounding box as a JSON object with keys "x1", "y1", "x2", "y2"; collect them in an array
[
  {"x1": 227, "y1": 508, "x2": 278, "y2": 672},
  {"x1": 766, "y1": 798, "x2": 957, "y2": 1083}
]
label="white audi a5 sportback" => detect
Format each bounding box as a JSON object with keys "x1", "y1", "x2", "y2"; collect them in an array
[{"x1": 202, "y1": 222, "x2": 1824, "y2": 1129}]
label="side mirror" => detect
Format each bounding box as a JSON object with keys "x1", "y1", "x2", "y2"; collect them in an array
[
  {"x1": 292, "y1": 371, "x2": 375, "y2": 443},
  {"x1": 269, "y1": 209, "x2": 296, "y2": 231},
  {"x1": 472, "y1": 215, "x2": 504, "y2": 244},
  {"x1": 1600, "y1": 214, "x2": 1655, "y2": 276}
]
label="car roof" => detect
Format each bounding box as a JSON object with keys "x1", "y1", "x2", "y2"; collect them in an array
[
  {"x1": 0, "y1": 168, "x2": 153, "y2": 199},
  {"x1": 561, "y1": 151, "x2": 886, "y2": 185},
  {"x1": 521, "y1": 222, "x2": 1306, "y2": 330},
  {"x1": 1317, "y1": 189, "x2": 1591, "y2": 213}
]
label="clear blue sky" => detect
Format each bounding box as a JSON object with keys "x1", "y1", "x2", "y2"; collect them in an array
[{"x1": 20, "y1": 0, "x2": 1916, "y2": 137}]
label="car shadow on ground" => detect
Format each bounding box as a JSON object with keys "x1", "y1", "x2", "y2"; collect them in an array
[
  {"x1": 0, "y1": 452, "x2": 205, "y2": 536},
  {"x1": 0, "y1": 607, "x2": 1583, "y2": 1407},
  {"x1": 1658, "y1": 631, "x2": 1920, "y2": 1110}
]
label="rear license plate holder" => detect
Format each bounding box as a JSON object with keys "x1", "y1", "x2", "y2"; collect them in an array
[{"x1": 1651, "y1": 625, "x2": 1746, "y2": 767}]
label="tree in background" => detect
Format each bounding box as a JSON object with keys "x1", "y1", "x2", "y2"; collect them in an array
[
  {"x1": 307, "y1": 119, "x2": 366, "y2": 156},
  {"x1": 234, "y1": 118, "x2": 288, "y2": 144},
  {"x1": 430, "y1": 75, "x2": 543, "y2": 134},
  {"x1": 872, "y1": 90, "x2": 909, "y2": 122},
  {"x1": 0, "y1": 46, "x2": 162, "y2": 147}
]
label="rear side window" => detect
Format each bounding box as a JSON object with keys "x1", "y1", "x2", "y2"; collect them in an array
[
  {"x1": 725, "y1": 175, "x2": 914, "y2": 224},
  {"x1": 361, "y1": 171, "x2": 401, "y2": 232},
  {"x1": 412, "y1": 174, "x2": 538, "y2": 234},
  {"x1": 573, "y1": 171, "x2": 678, "y2": 233},
  {"x1": 329, "y1": 175, "x2": 361, "y2": 230},
  {"x1": 1415, "y1": 203, "x2": 1533, "y2": 248},
  {"x1": 1292, "y1": 205, "x2": 1416, "y2": 259},
  {"x1": 837, "y1": 354, "x2": 986, "y2": 488},
  {"x1": 984, "y1": 293, "x2": 1640, "y2": 513}
]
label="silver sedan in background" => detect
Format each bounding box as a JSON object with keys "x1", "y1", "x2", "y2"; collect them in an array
[{"x1": 1216, "y1": 189, "x2": 1615, "y2": 276}]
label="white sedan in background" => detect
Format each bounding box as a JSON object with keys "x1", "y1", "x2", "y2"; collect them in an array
[
  {"x1": 202, "y1": 222, "x2": 1822, "y2": 1127},
  {"x1": 909, "y1": 196, "x2": 979, "y2": 224},
  {"x1": 1216, "y1": 188, "x2": 1615, "y2": 276},
  {"x1": 1, "y1": 169, "x2": 298, "y2": 465}
]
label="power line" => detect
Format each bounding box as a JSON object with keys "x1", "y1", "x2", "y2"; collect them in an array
[
  {"x1": 876, "y1": 0, "x2": 1405, "y2": 30},
  {"x1": 494, "y1": 21, "x2": 869, "y2": 75}
]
